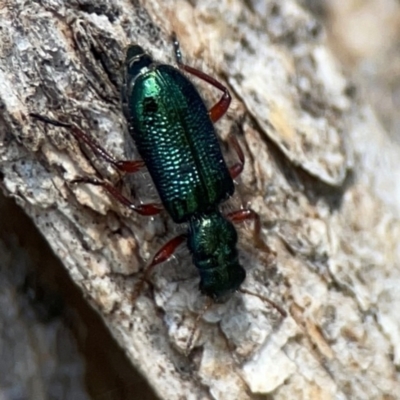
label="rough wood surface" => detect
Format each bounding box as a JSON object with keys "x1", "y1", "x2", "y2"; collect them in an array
[{"x1": 1, "y1": 0, "x2": 399, "y2": 399}]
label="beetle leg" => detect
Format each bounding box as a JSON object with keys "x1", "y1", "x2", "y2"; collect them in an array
[
  {"x1": 171, "y1": 34, "x2": 231, "y2": 123},
  {"x1": 226, "y1": 208, "x2": 274, "y2": 254},
  {"x1": 30, "y1": 113, "x2": 145, "y2": 174},
  {"x1": 228, "y1": 136, "x2": 245, "y2": 179},
  {"x1": 71, "y1": 177, "x2": 163, "y2": 216},
  {"x1": 132, "y1": 234, "x2": 187, "y2": 302},
  {"x1": 226, "y1": 208, "x2": 260, "y2": 228}
]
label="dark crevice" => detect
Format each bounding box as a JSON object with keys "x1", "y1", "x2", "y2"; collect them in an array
[{"x1": 0, "y1": 192, "x2": 158, "y2": 400}]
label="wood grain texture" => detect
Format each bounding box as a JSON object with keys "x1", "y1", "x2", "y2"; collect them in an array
[{"x1": 1, "y1": 0, "x2": 399, "y2": 399}]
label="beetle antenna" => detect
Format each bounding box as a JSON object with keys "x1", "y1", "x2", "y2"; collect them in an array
[
  {"x1": 29, "y1": 113, "x2": 71, "y2": 128},
  {"x1": 238, "y1": 288, "x2": 287, "y2": 317},
  {"x1": 186, "y1": 297, "x2": 213, "y2": 356}
]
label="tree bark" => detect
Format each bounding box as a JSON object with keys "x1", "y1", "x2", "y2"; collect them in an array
[{"x1": 1, "y1": 0, "x2": 399, "y2": 399}]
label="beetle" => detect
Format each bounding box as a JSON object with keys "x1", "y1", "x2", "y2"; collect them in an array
[{"x1": 30, "y1": 34, "x2": 286, "y2": 347}]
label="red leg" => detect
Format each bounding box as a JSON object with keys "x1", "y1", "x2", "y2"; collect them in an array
[
  {"x1": 227, "y1": 210, "x2": 284, "y2": 317},
  {"x1": 226, "y1": 208, "x2": 260, "y2": 228},
  {"x1": 71, "y1": 177, "x2": 163, "y2": 216},
  {"x1": 228, "y1": 136, "x2": 245, "y2": 179},
  {"x1": 132, "y1": 234, "x2": 187, "y2": 301},
  {"x1": 147, "y1": 234, "x2": 187, "y2": 268},
  {"x1": 30, "y1": 113, "x2": 145, "y2": 174},
  {"x1": 171, "y1": 34, "x2": 231, "y2": 123},
  {"x1": 226, "y1": 208, "x2": 273, "y2": 253}
]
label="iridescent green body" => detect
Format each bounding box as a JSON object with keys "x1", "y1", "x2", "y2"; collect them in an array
[
  {"x1": 124, "y1": 49, "x2": 234, "y2": 223},
  {"x1": 123, "y1": 45, "x2": 245, "y2": 300},
  {"x1": 187, "y1": 211, "x2": 245, "y2": 299}
]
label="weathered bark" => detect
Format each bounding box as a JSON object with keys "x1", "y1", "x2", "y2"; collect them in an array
[{"x1": 1, "y1": 0, "x2": 399, "y2": 399}]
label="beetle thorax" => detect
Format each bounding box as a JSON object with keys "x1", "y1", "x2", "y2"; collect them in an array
[{"x1": 187, "y1": 211, "x2": 246, "y2": 301}]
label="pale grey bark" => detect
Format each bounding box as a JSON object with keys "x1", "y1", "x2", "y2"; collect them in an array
[{"x1": 1, "y1": 0, "x2": 399, "y2": 399}]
